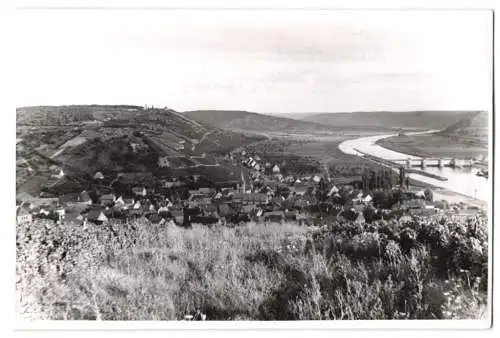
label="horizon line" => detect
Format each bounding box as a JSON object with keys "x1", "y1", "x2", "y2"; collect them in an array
[{"x1": 16, "y1": 104, "x2": 488, "y2": 115}]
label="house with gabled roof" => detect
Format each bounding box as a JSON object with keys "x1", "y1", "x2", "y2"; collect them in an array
[
  {"x1": 188, "y1": 188, "x2": 212, "y2": 197},
  {"x1": 327, "y1": 185, "x2": 339, "y2": 197},
  {"x1": 231, "y1": 193, "x2": 268, "y2": 206},
  {"x1": 85, "y1": 209, "x2": 108, "y2": 224},
  {"x1": 99, "y1": 194, "x2": 116, "y2": 207},
  {"x1": 65, "y1": 211, "x2": 85, "y2": 225},
  {"x1": 290, "y1": 183, "x2": 310, "y2": 196},
  {"x1": 146, "y1": 213, "x2": 164, "y2": 224},
  {"x1": 264, "y1": 210, "x2": 285, "y2": 222},
  {"x1": 242, "y1": 204, "x2": 257, "y2": 214},
  {"x1": 59, "y1": 191, "x2": 92, "y2": 207},
  {"x1": 115, "y1": 196, "x2": 135, "y2": 209}
]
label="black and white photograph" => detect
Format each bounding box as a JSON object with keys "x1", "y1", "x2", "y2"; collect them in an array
[{"x1": 12, "y1": 2, "x2": 493, "y2": 328}]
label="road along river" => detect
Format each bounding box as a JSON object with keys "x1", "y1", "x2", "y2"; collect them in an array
[{"x1": 338, "y1": 130, "x2": 490, "y2": 205}]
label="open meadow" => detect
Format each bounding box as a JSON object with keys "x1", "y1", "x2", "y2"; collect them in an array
[{"x1": 377, "y1": 134, "x2": 488, "y2": 159}]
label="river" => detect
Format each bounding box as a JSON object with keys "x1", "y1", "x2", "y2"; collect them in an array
[{"x1": 338, "y1": 130, "x2": 490, "y2": 204}]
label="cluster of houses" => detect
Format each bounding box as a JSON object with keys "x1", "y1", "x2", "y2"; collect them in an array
[
  {"x1": 15, "y1": 182, "x2": 312, "y2": 227},
  {"x1": 16, "y1": 150, "x2": 483, "y2": 228}
]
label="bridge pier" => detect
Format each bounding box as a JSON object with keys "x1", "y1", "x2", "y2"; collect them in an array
[
  {"x1": 405, "y1": 159, "x2": 411, "y2": 169},
  {"x1": 438, "y1": 158, "x2": 443, "y2": 168},
  {"x1": 421, "y1": 158, "x2": 427, "y2": 169}
]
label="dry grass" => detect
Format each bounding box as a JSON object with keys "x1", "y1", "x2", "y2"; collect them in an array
[{"x1": 16, "y1": 216, "x2": 488, "y2": 320}]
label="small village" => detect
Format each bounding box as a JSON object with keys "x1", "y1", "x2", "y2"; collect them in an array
[
  {"x1": 14, "y1": 10, "x2": 491, "y2": 322},
  {"x1": 16, "y1": 148, "x2": 484, "y2": 229}
]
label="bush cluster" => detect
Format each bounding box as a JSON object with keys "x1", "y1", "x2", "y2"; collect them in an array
[{"x1": 16, "y1": 213, "x2": 488, "y2": 320}]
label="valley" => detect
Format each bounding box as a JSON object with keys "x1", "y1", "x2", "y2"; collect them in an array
[{"x1": 16, "y1": 105, "x2": 490, "y2": 321}]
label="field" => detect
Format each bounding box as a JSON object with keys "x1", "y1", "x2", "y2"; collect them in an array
[
  {"x1": 242, "y1": 132, "x2": 396, "y2": 177},
  {"x1": 376, "y1": 112, "x2": 489, "y2": 159},
  {"x1": 17, "y1": 214, "x2": 488, "y2": 320},
  {"x1": 377, "y1": 134, "x2": 488, "y2": 159}
]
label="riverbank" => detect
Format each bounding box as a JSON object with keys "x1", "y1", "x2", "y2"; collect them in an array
[
  {"x1": 337, "y1": 131, "x2": 490, "y2": 209},
  {"x1": 376, "y1": 133, "x2": 488, "y2": 159}
]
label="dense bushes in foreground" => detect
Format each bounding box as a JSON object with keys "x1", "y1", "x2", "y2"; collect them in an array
[{"x1": 16, "y1": 214, "x2": 488, "y2": 320}]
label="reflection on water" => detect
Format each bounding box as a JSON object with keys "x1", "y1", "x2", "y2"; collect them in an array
[
  {"x1": 422, "y1": 166, "x2": 489, "y2": 202},
  {"x1": 338, "y1": 132, "x2": 490, "y2": 202}
]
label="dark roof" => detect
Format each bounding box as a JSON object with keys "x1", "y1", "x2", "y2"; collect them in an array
[
  {"x1": 65, "y1": 211, "x2": 83, "y2": 223},
  {"x1": 185, "y1": 207, "x2": 202, "y2": 215},
  {"x1": 331, "y1": 176, "x2": 363, "y2": 185},
  {"x1": 79, "y1": 191, "x2": 91, "y2": 202},
  {"x1": 232, "y1": 193, "x2": 268, "y2": 203},
  {"x1": 242, "y1": 204, "x2": 257, "y2": 213},
  {"x1": 87, "y1": 209, "x2": 107, "y2": 221},
  {"x1": 189, "y1": 194, "x2": 210, "y2": 201},
  {"x1": 189, "y1": 188, "x2": 211, "y2": 195},
  {"x1": 202, "y1": 203, "x2": 218, "y2": 213},
  {"x1": 146, "y1": 213, "x2": 163, "y2": 223},
  {"x1": 264, "y1": 211, "x2": 285, "y2": 217},
  {"x1": 59, "y1": 193, "x2": 80, "y2": 204},
  {"x1": 272, "y1": 197, "x2": 284, "y2": 204},
  {"x1": 291, "y1": 184, "x2": 310, "y2": 192},
  {"x1": 190, "y1": 215, "x2": 219, "y2": 224}
]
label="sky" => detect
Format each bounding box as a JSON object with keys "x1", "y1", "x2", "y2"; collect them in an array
[{"x1": 15, "y1": 9, "x2": 493, "y2": 113}]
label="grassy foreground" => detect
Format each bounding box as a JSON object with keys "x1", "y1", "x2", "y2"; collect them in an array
[{"x1": 16, "y1": 216, "x2": 488, "y2": 320}]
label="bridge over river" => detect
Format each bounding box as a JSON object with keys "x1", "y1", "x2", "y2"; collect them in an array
[
  {"x1": 338, "y1": 130, "x2": 490, "y2": 204},
  {"x1": 391, "y1": 157, "x2": 474, "y2": 169}
]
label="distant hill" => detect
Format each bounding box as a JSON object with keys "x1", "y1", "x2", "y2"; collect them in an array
[
  {"x1": 438, "y1": 111, "x2": 489, "y2": 146},
  {"x1": 183, "y1": 110, "x2": 343, "y2": 133},
  {"x1": 300, "y1": 111, "x2": 480, "y2": 131},
  {"x1": 16, "y1": 105, "x2": 262, "y2": 151},
  {"x1": 16, "y1": 105, "x2": 263, "y2": 195}
]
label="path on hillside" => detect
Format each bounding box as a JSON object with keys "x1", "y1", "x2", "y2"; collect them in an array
[
  {"x1": 192, "y1": 130, "x2": 216, "y2": 151},
  {"x1": 50, "y1": 147, "x2": 66, "y2": 159}
]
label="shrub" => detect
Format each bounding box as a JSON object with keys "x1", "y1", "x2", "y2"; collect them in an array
[{"x1": 16, "y1": 212, "x2": 488, "y2": 320}]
